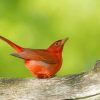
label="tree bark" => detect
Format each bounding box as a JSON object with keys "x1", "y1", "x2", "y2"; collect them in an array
[{"x1": 0, "y1": 60, "x2": 100, "y2": 100}]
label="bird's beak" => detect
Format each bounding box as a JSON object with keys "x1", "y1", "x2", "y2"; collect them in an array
[{"x1": 61, "y1": 37, "x2": 69, "y2": 44}]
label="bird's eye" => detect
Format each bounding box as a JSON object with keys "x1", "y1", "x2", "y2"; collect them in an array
[{"x1": 55, "y1": 42, "x2": 60, "y2": 46}]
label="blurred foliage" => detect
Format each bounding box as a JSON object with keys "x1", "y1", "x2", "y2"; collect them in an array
[{"x1": 0, "y1": 0, "x2": 100, "y2": 77}]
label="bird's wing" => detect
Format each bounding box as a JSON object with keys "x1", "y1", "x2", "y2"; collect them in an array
[{"x1": 11, "y1": 49, "x2": 58, "y2": 64}]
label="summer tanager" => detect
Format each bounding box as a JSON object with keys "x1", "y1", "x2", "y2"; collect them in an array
[{"x1": 0, "y1": 36, "x2": 68, "y2": 78}]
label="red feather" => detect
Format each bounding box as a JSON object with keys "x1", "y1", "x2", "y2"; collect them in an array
[{"x1": 11, "y1": 48, "x2": 58, "y2": 64}]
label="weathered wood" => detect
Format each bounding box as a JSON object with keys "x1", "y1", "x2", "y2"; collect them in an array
[{"x1": 0, "y1": 60, "x2": 100, "y2": 100}]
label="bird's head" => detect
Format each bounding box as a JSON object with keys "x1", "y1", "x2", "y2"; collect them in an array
[{"x1": 48, "y1": 37, "x2": 69, "y2": 53}]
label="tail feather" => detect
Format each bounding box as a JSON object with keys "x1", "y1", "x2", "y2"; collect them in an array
[{"x1": 0, "y1": 36, "x2": 23, "y2": 52}]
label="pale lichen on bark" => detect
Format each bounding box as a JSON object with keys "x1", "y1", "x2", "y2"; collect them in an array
[{"x1": 0, "y1": 60, "x2": 100, "y2": 100}]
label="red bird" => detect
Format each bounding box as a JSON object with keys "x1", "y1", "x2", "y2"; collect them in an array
[{"x1": 0, "y1": 36, "x2": 68, "y2": 78}]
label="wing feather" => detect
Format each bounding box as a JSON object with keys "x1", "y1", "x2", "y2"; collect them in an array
[{"x1": 11, "y1": 49, "x2": 57, "y2": 64}]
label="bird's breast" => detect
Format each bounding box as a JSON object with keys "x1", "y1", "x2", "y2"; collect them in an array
[
  {"x1": 24, "y1": 59, "x2": 61, "y2": 78},
  {"x1": 24, "y1": 60, "x2": 50, "y2": 76},
  {"x1": 25, "y1": 60, "x2": 49, "y2": 68}
]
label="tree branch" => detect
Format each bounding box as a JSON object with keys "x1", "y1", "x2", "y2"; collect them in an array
[{"x1": 0, "y1": 60, "x2": 100, "y2": 100}]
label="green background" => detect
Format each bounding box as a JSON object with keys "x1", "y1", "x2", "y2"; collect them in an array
[{"x1": 0, "y1": 0, "x2": 100, "y2": 77}]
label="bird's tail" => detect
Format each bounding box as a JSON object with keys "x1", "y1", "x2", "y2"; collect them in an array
[{"x1": 0, "y1": 36, "x2": 23, "y2": 52}]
